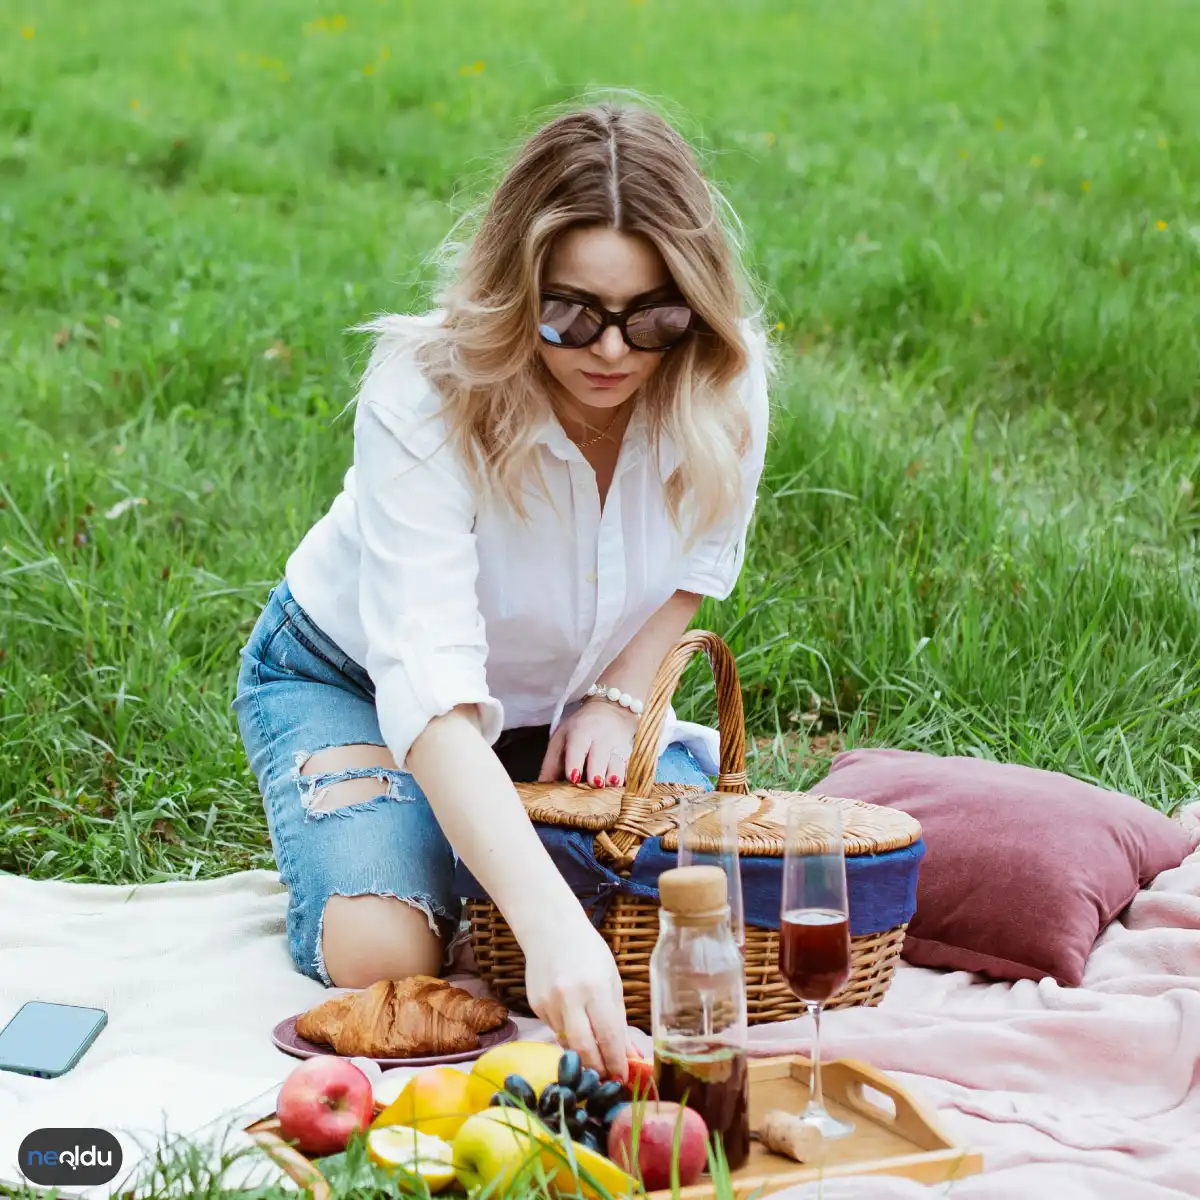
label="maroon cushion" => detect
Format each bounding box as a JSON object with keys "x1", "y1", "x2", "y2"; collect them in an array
[{"x1": 824, "y1": 748, "x2": 1195, "y2": 986}]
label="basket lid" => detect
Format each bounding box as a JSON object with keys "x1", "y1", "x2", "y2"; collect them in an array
[
  {"x1": 514, "y1": 780, "x2": 690, "y2": 833},
  {"x1": 515, "y1": 782, "x2": 921, "y2": 857},
  {"x1": 658, "y1": 790, "x2": 922, "y2": 857}
]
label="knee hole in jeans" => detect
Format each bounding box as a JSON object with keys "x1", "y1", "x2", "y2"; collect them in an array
[{"x1": 295, "y1": 743, "x2": 404, "y2": 815}]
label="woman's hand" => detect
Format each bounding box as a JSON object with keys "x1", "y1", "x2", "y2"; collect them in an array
[
  {"x1": 537, "y1": 700, "x2": 639, "y2": 789},
  {"x1": 522, "y1": 915, "x2": 630, "y2": 1082}
]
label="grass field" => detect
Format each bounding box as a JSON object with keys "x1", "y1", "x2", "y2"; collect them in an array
[{"x1": 2, "y1": 0, "x2": 1198, "y2": 900}]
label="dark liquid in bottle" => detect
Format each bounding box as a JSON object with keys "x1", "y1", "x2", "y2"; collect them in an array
[
  {"x1": 779, "y1": 909, "x2": 851, "y2": 1002},
  {"x1": 654, "y1": 1045, "x2": 750, "y2": 1171}
]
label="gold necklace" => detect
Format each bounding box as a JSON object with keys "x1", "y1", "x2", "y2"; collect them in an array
[{"x1": 559, "y1": 401, "x2": 625, "y2": 450}]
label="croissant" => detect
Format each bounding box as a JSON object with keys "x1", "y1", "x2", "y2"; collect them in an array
[
  {"x1": 402, "y1": 975, "x2": 508, "y2": 1034},
  {"x1": 295, "y1": 977, "x2": 508, "y2": 1059},
  {"x1": 292, "y1": 988, "x2": 358, "y2": 1049}
]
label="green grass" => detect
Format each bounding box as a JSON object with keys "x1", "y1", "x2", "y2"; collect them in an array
[
  {"x1": 1, "y1": 0, "x2": 1198, "y2": 900},
  {"x1": 3, "y1": 4, "x2": 1198, "y2": 1198}
]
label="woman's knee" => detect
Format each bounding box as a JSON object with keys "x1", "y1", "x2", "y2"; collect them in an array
[{"x1": 320, "y1": 893, "x2": 445, "y2": 988}]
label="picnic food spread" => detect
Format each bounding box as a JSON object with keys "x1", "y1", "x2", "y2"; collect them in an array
[
  {"x1": 260, "y1": 1041, "x2": 985, "y2": 1197},
  {"x1": 269, "y1": 1039, "x2": 686, "y2": 1188},
  {"x1": 294, "y1": 976, "x2": 508, "y2": 1057}
]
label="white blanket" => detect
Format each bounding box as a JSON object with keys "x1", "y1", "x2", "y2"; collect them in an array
[
  {"x1": 0, "y1": 869, "x2": 321, "y2": 1195},
  {"x1": 2, "y1": 804, "x2": 1198, "y2": 1198}
]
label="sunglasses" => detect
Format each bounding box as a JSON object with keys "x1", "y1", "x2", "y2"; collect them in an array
[{"x1": 537, "y1": 291, "x2": 696, "y2": 352}]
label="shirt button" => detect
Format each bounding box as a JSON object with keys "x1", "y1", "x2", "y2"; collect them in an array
[{"x1": 586, "y1": 569, "x2": 597, "y2": 583}]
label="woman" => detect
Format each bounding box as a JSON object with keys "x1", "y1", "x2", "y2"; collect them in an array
[{"x1": 234, "y1": 102, "x2": 770, "y2": 1082}]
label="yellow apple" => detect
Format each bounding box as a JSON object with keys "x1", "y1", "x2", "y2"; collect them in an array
[
  {"x1": 452, "y1": 1107, "x2": 554, "y2": 1193},
  {"x1": 452, "y1": 1107, "x2": 637, "y2": 1199}
]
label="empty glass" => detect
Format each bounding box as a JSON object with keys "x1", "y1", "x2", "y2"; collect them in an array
[{"x1": 675, "y1": 792, "x2": 746, "y2": 953}]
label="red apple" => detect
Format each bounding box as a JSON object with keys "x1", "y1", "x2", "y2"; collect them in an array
[
  {"x1": 276, "y1": 1057, "x2": 374, "y2": 1156},
  {"x1": 608, "y1": 1100, "x2": 708, "y2": 1190}
]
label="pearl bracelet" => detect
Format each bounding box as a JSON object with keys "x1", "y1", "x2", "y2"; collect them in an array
[{"x1": 585, "y1": 682, "x2": 645, "y2": 716}]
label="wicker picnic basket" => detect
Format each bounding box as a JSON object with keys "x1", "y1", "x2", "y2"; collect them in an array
[{"x1": 466, "y1": 630, "x2": 922, "y2": 1031}]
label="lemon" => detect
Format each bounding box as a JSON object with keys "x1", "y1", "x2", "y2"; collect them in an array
[{"x1": 366, "y1": 1127, "x2": 456, "y2": 1193}]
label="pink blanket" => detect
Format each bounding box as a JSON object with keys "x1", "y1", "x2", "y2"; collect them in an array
[{"x1": 743, "y1": 801, "x2": 1200, "y2": 1198}]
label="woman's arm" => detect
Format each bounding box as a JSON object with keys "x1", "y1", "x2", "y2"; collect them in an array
[
  {"x1": 408, "y1": 706, "x2": 589, "y2": 944},
  {"x1": 538, "y1": 589, "x2": 703, "y2": 788},
  {"x1": 593, "y1": 588, "x2": 704, "y2": 705},
  {"x1": 409, "y1": 707, "x2": 631, "y2": 1079}
]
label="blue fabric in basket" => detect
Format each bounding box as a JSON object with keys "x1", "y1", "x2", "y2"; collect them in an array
[
  {"x1": 454, "y1": 826, "x2": 924, "y2": 936},
  {"x1": 454, "y1": 826, "x2": 657, "y2": 928},
  {"x1": 628, "y1": 837, "x2": 925, "y2": 937}
]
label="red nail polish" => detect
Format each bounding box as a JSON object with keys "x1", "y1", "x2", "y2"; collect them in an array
[
  {"x1": 609, "y1": 774, "x2": 620, "y2": 786},
  {"x1": 593, "y1": 775, "x2": 603, "y2": 787},
  {"x1": 570, "y1": 769, "x2": 580, "y2": 784}
]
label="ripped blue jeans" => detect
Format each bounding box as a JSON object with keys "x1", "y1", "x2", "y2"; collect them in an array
[{"x1": 233, "y1": 582, "x2": 713, "y2": 986}]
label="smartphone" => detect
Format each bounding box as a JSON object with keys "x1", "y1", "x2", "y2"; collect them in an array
[{"x1": 0, "y1": 1001, "x2": 108, "y2": 1078}]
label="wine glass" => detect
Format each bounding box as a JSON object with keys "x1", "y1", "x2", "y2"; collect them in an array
[
  {"x1": 778, "y1": 799, "x2": 855, "y2": 1138},
  {"x1": 676, "y1": 792, "x2": 746, "y2": 953}
]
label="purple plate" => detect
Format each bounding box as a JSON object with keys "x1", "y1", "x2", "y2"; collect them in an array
[{"x1": 272, "y1": 1015, "x2": 519, "y2": 1068}]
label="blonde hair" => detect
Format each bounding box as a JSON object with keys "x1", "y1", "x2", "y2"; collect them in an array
[{"x1": 370, "y1": 101, "x2": 765, "y2": 544}]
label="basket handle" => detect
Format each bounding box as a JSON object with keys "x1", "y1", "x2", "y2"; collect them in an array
[
  {"x1": 607, "y1": 630, "x2": 748, "y2": 858},
  {"x1": 244, "y1": 1117, "x2": 332, "y2": 1200}
]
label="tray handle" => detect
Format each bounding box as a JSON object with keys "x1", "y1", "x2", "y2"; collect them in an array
[
  {"x1": 820, "y1": 1059, "x2": 952, "y2": 1150},
  {"x1": 610, "y1": 631, "x2": 749, "y2": 861}
]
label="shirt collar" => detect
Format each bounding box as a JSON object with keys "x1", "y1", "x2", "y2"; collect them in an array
[{"x1": 533, "y1": 401, "x2": 676, "y2": 481}]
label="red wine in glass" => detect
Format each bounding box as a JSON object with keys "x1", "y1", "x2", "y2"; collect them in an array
[
  {"x1": 779, "y1": 909, "x2": 851, "y2": 1002},
  {"x1": 778, "y1": 801, "x2": 855, "y2": 1139}
]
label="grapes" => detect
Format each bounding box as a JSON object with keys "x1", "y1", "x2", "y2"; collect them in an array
[
  {"x1": 577, "y1": 1127, "x2": 604, "y2": 1154},
  {"x1": 539, "y1": 1082, "x2": 576, "y2": 1121},
  {"x1": 503, "y1": 1074, "x2": 537, "y2": 1109},
  {"x1": 586, "y1": 1080, "x2": 625, "y2": 1120},
  {"x1": 537, "y1": 1076, "x2": 633, "y2": 1157},
  {"x1": 600, "y1": 1101, "x2": 629, "y2": 1135},
  {"x1": 575, "y1": 1067, "x2": 602, "y2": 1102},
  {"x1": 489, "y1": 1091, "x2": 522, "y2": 1109},
  {"x1": 557, "y1": 1049, "x2": 583, "y2": 1091}
]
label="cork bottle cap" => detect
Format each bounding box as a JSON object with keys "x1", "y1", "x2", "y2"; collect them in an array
[{"x1": 658, "y1": 865, "x2": 728, "y2": 917}]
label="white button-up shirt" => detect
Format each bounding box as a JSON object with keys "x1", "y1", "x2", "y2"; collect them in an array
[{"x1": 285, "y1": 315, "x2": 770, "y2": 774}]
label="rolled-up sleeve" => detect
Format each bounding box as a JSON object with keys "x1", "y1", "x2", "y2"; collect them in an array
[
  {"x1": 679, "y1": 328, "x2": 771, "y2": 600},
  {"x1": 353, "y1": 373, "x2": 504, "y2": 771}
]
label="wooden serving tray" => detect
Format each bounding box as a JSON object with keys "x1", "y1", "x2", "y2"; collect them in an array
[
  {"x1": 245, "y1": 1056, "x2": 981, "y2": 1199},
  {"x1": 646, "y1": 1055, "x2": 981, "y2": 1199}
]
